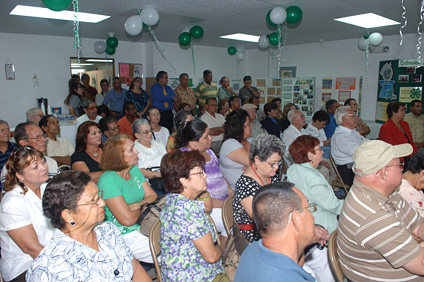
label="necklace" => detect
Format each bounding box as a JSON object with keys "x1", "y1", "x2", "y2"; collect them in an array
[
  {"x1": 86, "y1": 148, "x2": 99, "y2": 157},
  {"x1": 251, "y1": 164, "x2": 271, "y2": 186}
]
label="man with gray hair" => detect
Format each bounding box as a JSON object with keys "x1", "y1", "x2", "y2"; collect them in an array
[
  {"x1": 25, "y1": 108, "x2": 45, "y2": 124},
  {"x1": 75, "y1": 100, "x2": 102, "y2": 129},
  {"x1": 338, "y1": 140, "x2": 424, "y2": 281},
  {"x1": 282, "y1": 109, "x2": 306, "y2": 166},
  {"x1": 331, "y1": 106, "x2": 368, "y2": 186},
  {"x1": 235, "y1": 182, "x2": 326, "y2": 282}
]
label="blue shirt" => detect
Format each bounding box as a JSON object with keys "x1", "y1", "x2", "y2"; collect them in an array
[
  {"x1": 0, "y1": 142, "x2": 18, "y2": 172},
  {"x1": 150, "y1": 83, "x2": 176, "y2": 111},
  {"x1": 324, "y1": 113, "x2": 337, "y2": 139},
  {"x1": 235, "y1": 240, "x2": 316, "y2": 282},
  {"x1": 103, "y1": 88, "x2": 128, "y2": 112}
]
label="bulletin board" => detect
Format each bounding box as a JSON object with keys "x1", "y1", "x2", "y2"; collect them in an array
[
  {"x1": 118, "y1": 63, "x2": 143, "y2": 86},
  {"x1": 281, "y1": 77, "x2": 315, "y2": 117},
  {"x1": 376, "y1": 59, "x2": 424, "y2": 123}
]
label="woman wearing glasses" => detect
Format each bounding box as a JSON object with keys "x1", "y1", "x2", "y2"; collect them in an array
[
  {"x1": 98, "y1": 135, "x2": 157, "y2": 263},
  {"x1": 26, "y1": 171, "x2": 152, "y2": 282},
  {"x1": 287, "y1": 135, "x2": 343, "y2": 235},
  {"x1": 132, "y1": 119, "x2": 167, "y2": 195},
  {"x1": 125, "y1": 77, "x2": 151, "y2": 119},
  {"x1": 233, "y1": 133, "x2": 284, "y2": 243},
  {"x1": 160, "y1": 150, "x2": 228, "y2": 281},
  {"x1": 0, "y1": 146, "x2": 54, "y2": 282}
]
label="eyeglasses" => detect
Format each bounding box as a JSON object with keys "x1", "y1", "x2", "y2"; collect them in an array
[
  {"x1": 88, "y1": 106, "x2": 98, "y2": 110},
  {"x1": 26, "y1": 134, "x2": 47, "y2": 142},
  {"x1": 11, "y1": 146, "x2": 35, "y2": 158},
  {"x1": 287, "y1": 203, "x2": 317, "y2": 224},
  {"x1": 141, "y1": 129, "x2": 152, "y2": 134},
  {"x1": 385, "y1": 162, "x2": 405, "y2": 170},
  {"x1": 266, "y1": 160, "x2": 282, "y2": 169},
  {"x1": 190, "y1": 168, "x2": 205, "y2": 177},
  {"x1": 76, "y1": 191, "x2": 104, "y2": 207},
  {"x1": 109, "y1": 125, "x2": 120, "y2": 132}
]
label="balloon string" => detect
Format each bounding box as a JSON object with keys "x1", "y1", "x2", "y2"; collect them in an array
[
  {"x1": 237, "y1": 61, "x2": 240, "y2": 80},
  {"x1": 72, "y1": 0, "x2": 81, "y2": 64},
  {"x1": 417, "y1": 0, "x2": 424, "y2": 67},
  {"x1": 191, "y1": 42, "x2": 196, "y2": 81},
  {"x1": 365, "y1": 41, "x2": 370, "y2": 98},
  {"x1": 281, "y1": 22, "x2": 288, "y2": 66},
  {"x1": 277, "y1": 24, "x2": 282, "y2": 78},
  {"x1": 146, "y1": 25, "x2": 177, "y2": 74},
  {"x1": 399, "y1": 0, "x2": 407, "y2": 45},
  {"x1": 270, "y1": 48, "x2": 276, "y2": 66}
]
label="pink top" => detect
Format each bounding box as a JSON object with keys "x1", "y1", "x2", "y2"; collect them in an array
[{"x1": 398, "y1": 179, "x2": 424, "y2": 217}]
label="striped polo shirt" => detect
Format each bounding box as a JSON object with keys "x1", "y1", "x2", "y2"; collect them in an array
[
  {"x1": 194, "y1": 82, "x2": 217, "y2": 105},
  {"x1": 337, "y1": 179, "x2": 423, "y2": 281}
]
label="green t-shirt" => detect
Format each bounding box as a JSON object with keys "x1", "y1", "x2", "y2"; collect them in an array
[{"x1": 98, "y1": 166, "x2": 146, "y2": 235}]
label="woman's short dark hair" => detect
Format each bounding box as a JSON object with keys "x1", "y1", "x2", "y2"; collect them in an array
[
  {"x1": 147, "y1": 106, "x2": 159, "y2": 117},
  {"x1": 4, "y1": 146, "x2": 44, "y2": 194},
  {"x1": 179, "y1": 102, "x2": 191, "y2": 111},
  {"x1": 312, "y1": 110, "x2": 330, "y2": 124},
  {"x1": 160, "y1": 150, "x2": 205, "y2": 193},
  {"x1": 406, "y1": 148, "x2": 424, "y2": 174},
  {"x1": 386, "y1": 101, "x2": 405, "y2": 118},
  {"x1": 99, "y1": 116, "x2": 117, "y2": 133},
  {"x1": 250, "y1": 133, "x2": 283, "y2": 163},
  {"x1": 75, "y1": 121, "x2": 101, "y2": 152},
  {"x1": 218, "y1": 99, "x2": 229, "y2": 112},
  {"x1": 289, "y1": 135, "x2": 320, "y2": 164},
  {"x1": 177, "y1": 120, "x2": 207, "y2": 148},
  {"x1": 271, "y1": 98, "x2": 281, "y2": 104},
  {"x1": 263, "y1": 102, "x2": 278, "y2": 116},
  {"x1": 43, "y1": 171, "x2": 92, "y2": 229},
  {"x1": 224, "y1": 109, "x2": 249, "y2": 142}
]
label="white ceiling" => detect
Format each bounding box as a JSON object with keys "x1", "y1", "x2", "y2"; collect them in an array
[{"x1": 0, "y1": 0, "x2": 422, "y2": 49}]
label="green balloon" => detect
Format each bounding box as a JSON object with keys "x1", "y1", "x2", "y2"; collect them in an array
[
  {"x1": 143, "y1": 22, "x2": 149, "y2": 29},
  {"x1": 190, "y1": 26, "x2": 204, "y2": 39},
  {"x1": 227, "y1": 46, "x2": 237, "y2": 55},
  {"x1": 179, "y1": 32, "x2": 192, "y2": 46},
  {"x1": 268, "y1": 32, "x2": 281, "y2": 46},
  {"x1": 105, "y1": 46, "x2": 116, "y2": 55},
  {"x1": 106, "y1": 37, "x2": 118, "y2": 48},
  {"x1": 363, "y1": 34, "x2": 370, "y2": 39},
  {"x1": 286, "y1": 6, "x2": 303, "y2": 24},
  {"x1": 42, "y1": 0, "x2": 71, "y2": 11},
  {"x1": 266, "y1": 9, "x2": 277, "y2": 27}
]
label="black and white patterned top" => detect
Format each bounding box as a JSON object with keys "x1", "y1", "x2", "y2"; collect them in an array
[{"x1": 232, "y1": 174, "x2": 279, "y2": 243}]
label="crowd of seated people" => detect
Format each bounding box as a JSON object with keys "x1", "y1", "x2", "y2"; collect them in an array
[{"x1": 4, "y1": 71, "x2": 424, "y2": 282}]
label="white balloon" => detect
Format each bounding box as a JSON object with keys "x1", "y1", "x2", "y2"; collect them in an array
[
  {"x1": 270, "y1": 6, "x2": 287, "y2": 25},
  {"x1": 94, "y1": 41, "x2": 106, "y2": 54},
  {"x1": 141, "y1": 8, "x2": 160, "y2": 26},
  {"x1": 358, "y1": 37, "x2": 369, "y2": 51},
  {"x1": 124, "y1": 15, "x2": 143, "y2": 36},
  {"x1": 369, "y1": 32, "x2": 383, "y2": 46},
  {"x1": 258, "y1": 35, "x2": 269, "y2": 49},
  {"x1": 235, "y1": 51, "x2": 245, "y2": 61},
  {"x1": 237, "y1": 45, "x2": 245, "y2": 53}
]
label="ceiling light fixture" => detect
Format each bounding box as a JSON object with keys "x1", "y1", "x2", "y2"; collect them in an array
[
  {"x1": 334, "y1": 13, "x2": 400, "y2": 28},
  {"x1": 220, "y1": 33, "x2": 260, "y2": 43},
  {"x1": 10, "y1": 5, "x2": 110, "y2": 23},
  {"x1": 85, "y1": 59, "x2": 114, "y2": 62}
]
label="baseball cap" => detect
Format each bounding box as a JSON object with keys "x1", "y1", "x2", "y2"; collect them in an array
[
  {"x1": 352, "y1": 140, "x2": 412, "y2": 176},
  {"x1": 242, "y1": 104, "x2": 257, "y2": 111}
]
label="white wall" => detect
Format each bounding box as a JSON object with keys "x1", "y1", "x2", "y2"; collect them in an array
[
  {"x1": 245, "y1": 33, "x2": 423, "y2": 121},
  {"x1": 0, "y1": 31, "x2": 422, "y2": 128}
]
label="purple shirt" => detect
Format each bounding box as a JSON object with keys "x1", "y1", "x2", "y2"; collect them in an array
[{"x1": 180, "y1": 148, "x2": 229, "y2": 201}]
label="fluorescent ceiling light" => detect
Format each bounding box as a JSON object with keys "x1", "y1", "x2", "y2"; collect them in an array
[
  {"x1": 10, "y1": 5, "x2": 110, "y2": 23},
  {"x1": 85, "y1": 59, "x2": 114, "y2": 62},
  {"x1": 71, "y1": 63, "x2": 94, "y2": 66},
  {"x1": 334, "y1": 13, "x2": 400, "y2": 28},
  {"x1": 220, "y1": 33, "x2": 260, "y2": 43}
]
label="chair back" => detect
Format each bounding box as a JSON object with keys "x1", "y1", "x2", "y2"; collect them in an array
[
  {"x1": 222, "y1": 195, "x2": 234, "y2": 237},
  {"x1": 206, "y1": 213, "x2": 221, "y2": 246},
  {"x1": 329, "y1": 153, "x2": 349, "y2": 197},
  {"x1": 328, "y1": 230, "x2": 345, "y2": 282},
  {"x1": 149, "y1": 219, "x2": 162, "y2": 282}
]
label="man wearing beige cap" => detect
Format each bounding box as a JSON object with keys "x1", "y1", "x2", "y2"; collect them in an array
[
  {"x1": 337, "y1": 140, "x2": 424, "y2": 281},
  {"x1": 242, "y1": 103, "x2": 263, "y2": 139}
]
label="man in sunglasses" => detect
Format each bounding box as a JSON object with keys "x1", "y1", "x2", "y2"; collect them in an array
[
  {"x1": 75, "y1": 100, "x2": 102, "y2": 129},
  {"x1": 1, "y1": 122, "x2": 59, "y2": 190},
  {"x1": 338, "y1": 140, "x2": 424, "y2": 281},
  {"x1": 235, "y1": 182, "x2": 326, "y2": 282}
]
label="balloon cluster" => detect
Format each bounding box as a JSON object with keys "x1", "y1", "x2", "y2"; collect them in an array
[
  {"x1": 227, "y1": 46, "x2": 245, "y2": 61},
  {"x1": 42, "y1": 0, "x2": 71, "y2": 11},
  {"x1": 259, "y1": 6, "x2": 303, "y2": 49},
  {"x1": 94, "y1": 33, "x2": 119, "y2": 55},
  {"x1": 124, "y1": 8, "x2": 160, "y2": 36},
  {"x1": 358, "y1": 32, "x2": 383, "y2": 51},
  {"x1": 178, "y1": 26, "x2": 204, "y2": 46}
]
